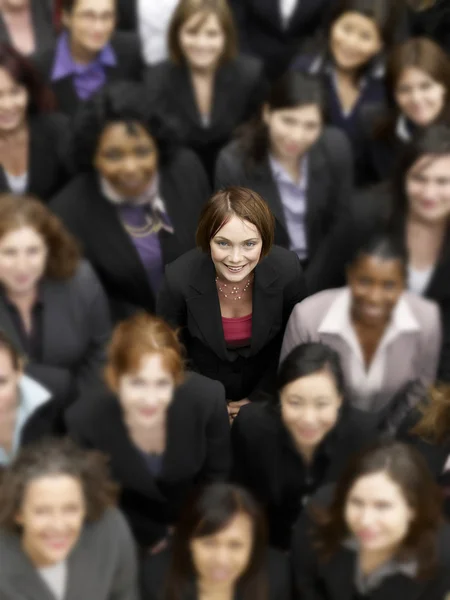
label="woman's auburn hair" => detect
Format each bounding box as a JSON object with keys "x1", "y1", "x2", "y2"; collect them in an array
[
  {"x1": 168, "y1": 0, "x2": 238, "y2": 65},
  {"x1": 105, "y1": 312, "x2": 185, "y2": 391},
  {"x1": 410, "y1": 384, "x2": 450, "y2": 445},
  {"x1": 310, "y1": 442, "x2": 443, "y2": 578},
  {"x1": 0, "y1": 194, "x2": 80, "y2": 280},
  {"x1": 196, "y1": 187, "x2": 275, "y2": 257},
  {"x1": 0, "y1": 438, "x2": 118, "y2": 532}
]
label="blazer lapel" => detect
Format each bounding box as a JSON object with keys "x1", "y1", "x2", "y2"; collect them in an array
[
  {"x1": 253, "y1": 159, "x2": 288, "y2": 233},
  {"x1": 319, "y1": 548, "x2": 357, "y2": 600},
  {"x1": 0, "y1": 294, "x2": 25, "y2": 354},
  {"x1": 210, "y1": 63, "x2": 237, "y2": 128},
  {"x1": 5, "y1": 535, "x2": 56, "y2": 600},
  {"x1": 52, "y1": 77, "x2": 80, "y2": 115},
  {"x1": 31, "y1": 0, "x2": 53, "y2": 53},
  {"x1": 305, "y1": 143, "x2": 330, "y2": 256},
  {"x1": 186, "y1": 256, "x2": 228, "y2": 361},
  {"x1": 171, "y1": 66, "x2": 202, "y2": 126},
  {"x1": 371, "y1": 573, "x2": 429, "y2": 600},
  {"x1": 250, "y1": 256, "x2": 282, "y2": 355}
]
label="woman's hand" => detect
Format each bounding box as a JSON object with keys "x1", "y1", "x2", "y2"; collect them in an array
[{"x1": 227, "y1": 399, "x2": 251, "y2": 423}]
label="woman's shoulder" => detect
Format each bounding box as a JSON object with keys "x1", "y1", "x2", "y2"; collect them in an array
[
  {"x1": 227, "y1": 53, "x2": 264, "y2": 80},
  {"x1": 291, "y1": 288, "x2": 345, "y2": 316},
  {"x1": 80, "y1": 506, "x2": 135, "y2": 552},
  {"x1": 317, "y1": 125, "x2": 352, "y2": 157},
  {"x1": 402, "y1": 291, "x2": 441, "y2": 325},
  {"x1": 175, "y1": 371, "x2": 226, "y2": 408},
  {"x1": 65, "y1": 389, "x2": 118, "y2": 431},
  {"x1": 50, "y1": 172, "x2": 97, "y2": 209},
  {"x1": 165, "y1": 248, "x2": 208, "y2": 281},
  {"x1": 233, "y1": 401, "x2": 279, "y2": 437}
]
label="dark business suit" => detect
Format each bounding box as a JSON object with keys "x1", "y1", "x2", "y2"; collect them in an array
[
  {"x1": 408, "y1": 0, "x2": 450, "y2": 55},
  {"x1": 144, "y1": 56, "x2": 268, "y2": 180},
  {"x1": 215, "y1": 127, "x2": 353, "y2": 262},
  {"x1": 49, "y1": 149, "x2": 210, "y2": 321},
  {"x1": 229, "y1": 0, "x2": 336, "y2": 79},
  {"x1": 33, "y1": 31, "x2": 144, "y2": 116},
  {"x1": 142, "y1": 545, "x2": 292, "y2": 600},
  {"x1": 292, "y1": 499, "x2": 450, "y2": 600},
  {"x1": 157, "y1": 246, "x2": 308, "y2": 401},
  {"x1": 231, "y1": 402, "x2": 377, "y2": 549},
  {"x1": 0, "y1": 260, "x2": 111, "y2": 400},
  {"x1": 0, "y1": 0, "x2": 54, "y2": 58},
  {"x1": 306, "y1": 184, "x2": 450, "y2": 382},
  {"x1": 0, "y1": 113, "x2": 71, "y2": 201},
  {"x1": 66, "y1": 372, "x2": 231, "y2": 548},
  {"x1": 116, "y1": 0, "x2": 138, "y2": 31}
]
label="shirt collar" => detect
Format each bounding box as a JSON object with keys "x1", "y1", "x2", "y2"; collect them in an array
[
  {"x1": 318, "y1": 288, "x2": 420, "y2": 337},
  {"x1": 19, "y1": 375, "x2": 52, "y2": 412},
  {"x1": 51, "y1": 32, "x2": 117, "y2": 81},
  {"x1": 309, "y1": 53, "x2": 385, "y2": 81},
  {"x1": 268, "y1": 154, "x2": 308, "y2": 191},
  {"x1": 396, "y1": 115, "x2": 412, "y2": 142}
]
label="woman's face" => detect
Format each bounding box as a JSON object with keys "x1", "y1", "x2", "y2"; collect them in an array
[
  {"x1": 64, "y1": 0, "x2": 116, "y2": 56},
  {"x1": 16, "y1": 474, "x2": 86, "y2": 567},
  {"x1": 94, "y1": 122, "x2": 158, "y2": 198},
  {"x1": 210, "y1": 215, "x2": 263, "y2": 285},
  {"x1": 280, "y1": 369, "x2": 342, "y2": 452},
  {"x1": 179, "y1": 11, "x2": 226, "y2": 71},
  {"x1": 345, "y1": 471, "x2": 415, "y2": 554},
  {"x1": 118, "y1": 353, "x2": 176, "y2": 428},
  {"x1": 348, "y1": 255, "x2": 405, "y2": 327},
  {"x1": 264, "y1": 104, "x2": 323, "y2": 162},
  {"x1": 330, "y1": 11, "x2": 383, "y2": 72},
  {"x1": 0, "y1": 347, "x2": 21, "y2": 412},
  {"x1": 0, "y1": 67, "x2": 28, "y2": 133},
  {"x1": 0, "y1": 226, "x2": 48, "y2": 297},
  {"x1": 190, "y1": 512, "x2": 253, "y2": 587},
  {"x1": 395, "y1": 67, "x2": 446, "y2": 127},
  {"x1": 406, "y1": 154, "x2": 450, "y2": 223}
]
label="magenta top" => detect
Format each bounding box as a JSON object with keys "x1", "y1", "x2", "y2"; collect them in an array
[{"x1": 222, "y1": 313, "x2": 252, "y2": 346}]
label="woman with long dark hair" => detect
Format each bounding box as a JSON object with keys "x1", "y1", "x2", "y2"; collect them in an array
[
  {"x1": 231, "y1": 342, "x2": 377, "y2": 550},
  {"x1": 291, "y1": 442, "x2": 450, "y2": 600},
  {"x1": 215, "y1": 71, "x2": 353, "y2": 268},
  {"x1": 359, "y1": 37, "x2": 450, "y2": 185},
  {"x1": 142, "y1": 483, "x2": 291, "y2": 600}
]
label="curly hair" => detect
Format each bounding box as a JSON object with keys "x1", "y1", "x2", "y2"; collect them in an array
[
  {"x1": 410, "y1": 384, "x2": 450, "y2": 445},
  {"x1": 0, "y1": 194, "x2": 80, "y2": 280},
  {"x1": 0, "y1": 438, "x2": 118, "y2": 532},
  {"x1": 71, "y1": 81, "x2": 179, "y2": 172}
]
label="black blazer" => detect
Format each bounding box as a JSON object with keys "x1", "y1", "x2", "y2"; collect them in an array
[
  {"x1": 156, "y1": 246, "x2": 308, "y2": 402},
  {"x1": 215, "y1": 127, "x2": 353, "y2": 262},
  {"x1": 231, "y1": 402, "x2": 378, "y2": 550},
  {"x1": 66, "y1": 372, "x2": 231, "y2": 548},
  {"x1": 228, "y1": 0, "x2": 334, "y2": 79},
  {"x1": 49, "y1": 149, "x2": 210, "y2": 321},
  {"x1": 291, "y1": 501, "x2": 450, "y2": 600},
  {"x1": 141, "y1": 545, "x2": 292, "y2": 600},
  {"x1": 0, "y1": 113, "x2": 71, "y2": 201},
  {"x1": 0, "y1": 0, "x2": 54, "y2": 58},
  {"x1": 0, "y1": 260, "x2": 111, "y2": 400},
  {"x1": 306, "y1": 184, "x2": 450, "y2": 382},
  {"x1": 116, "y1": 0, "x2": 138, "y2": 32},
  {"x1": 33, "y1": 31, "x2": 144, "y2": 116},
  {"x1": 144, "y1": 56, "x2": 268, "y2": 180}
]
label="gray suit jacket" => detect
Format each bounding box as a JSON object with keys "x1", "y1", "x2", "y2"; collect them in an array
[
  {"x1": 281, "y1": 288, "x2": 441, "y2": 420},
  {"x1": 0, "y1": 260, "x2": 111, "y2": 400},
  {"x1": 0, "y1": 507, "x2": 139, "y2": 600}
]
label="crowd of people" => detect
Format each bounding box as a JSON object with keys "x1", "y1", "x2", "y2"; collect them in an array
[{"x1": 1, "y1": 0, "x2": 450, "y2": 599}]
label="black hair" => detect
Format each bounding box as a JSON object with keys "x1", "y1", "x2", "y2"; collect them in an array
[
  {"x1": 236, "y1": 71, "x2": 325, "y2": 167},
  {"x1": 349, "y1": 233, "x2": 409, "y2": 269},
  {"x1": 277, "y1": 342, "x2": 345, "y2": 396},
  {"x1": 70, "y1": 81, "x2": 178, "y2": 172}
]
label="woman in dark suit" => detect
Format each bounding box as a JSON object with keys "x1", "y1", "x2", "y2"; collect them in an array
[
  {"x1": 50, "y1": 81, "x2": 210, "y2": 322},
  {"x1": 0, "y1": 438, "x2": 139, "y2": 600},
  {"x1": 307, "y1": 125, "x2": 450, "y2": 382},
  {"x1": 157, "y1": 186, "x2": 307, "y2": 420},
  {"x1": 145, "y1": 0, "x2": 267, "y2": 181},
  {"x1": 142, "y1": 483, "x2": 291, "y2": 600},
  {"x1": 291, "y1": 441, "x2": 450, "y2": 600},
  {"x1": 33, "y1": 0, "x2": 143, "y2": 116},
  {"x1": 0, "y1": 194, "x2": 111, "y2": 400},
  {"x1": 231, "y1": 342, "x2": 377, "y2": 550},
  {"x1": 0, "y1": 0, "x2": 54, "y2": 58},
  {"x1": 407, "y1": 0, "x2": 450, "y2": 55},
  {"x1": 215, "y1": 71, "x2": 353, "y2": 269},
  {"x1": 290, "y1": 0, "x2": 403, "y2": 155},
  {"x1": 358, "y1": 37, "x2": 450, "y2": 187},
  {"x1": 66, "y1": 313, "x2": 231, "y2": 551},
  {"x1": 0, "y1": 43, "x2": 70, "y2": 201}
]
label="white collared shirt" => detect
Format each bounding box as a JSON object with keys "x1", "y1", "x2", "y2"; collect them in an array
[
  {"x1": 318, "y1": 289, "x2": 420, "y2": 411},
  {"x1": 137, "y1": 0, "x2": 180, "y2": 65},
  {"x1": 280, "y1": 0, "x2": 298, "y2": 27}
]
